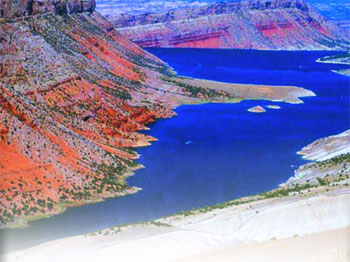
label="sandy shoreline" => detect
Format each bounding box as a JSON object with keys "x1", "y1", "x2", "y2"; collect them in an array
[
  {"x1": 2, "y1": 130, "x2": 349, "y2": 262},
  {"x1": 182, "y1": 226, "x2": 350, "y2": 262},
  {"x1": 2, "y1": 187, "x2": 349, "y2": 262}
]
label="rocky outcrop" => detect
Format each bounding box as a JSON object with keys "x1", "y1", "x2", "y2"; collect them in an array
[
  {"x1": 298, "y1": 130, "x2": 350, "y2": 162},
  {"x1": 111, "y1": 0, "x2": 349, "y2": 50},
  {"x1": 0, "y1": 0, "x2": 96, "y2": 19},
  {"x1": 283, "y1": 130, "x2": 350, "y2": 186},
  {"x1": 248, "y1": 105, "x2": 266, "y2": 113}
]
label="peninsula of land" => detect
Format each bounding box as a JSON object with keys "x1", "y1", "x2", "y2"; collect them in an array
[{"x1": 317, "y1": 53, "x2": 350, "y2": 76}]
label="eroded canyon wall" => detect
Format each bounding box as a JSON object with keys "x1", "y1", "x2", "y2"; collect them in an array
[
  {"x1": 0, "y1": 3, "x2": 230, "y2": 227},
  {"x1": 111, "y1": 0, "x2": 349, "y2": 50}
]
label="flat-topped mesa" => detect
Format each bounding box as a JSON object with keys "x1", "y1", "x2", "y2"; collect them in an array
[
  {"x1": 0, "y1": 0, "x2": 96, "y2": 19},
  {"x1": 111, "y1": 0, "x2": 349, "y2": 50},
  {"x1": 112, "y1": 0, "x2": 310, "y2": 27}
]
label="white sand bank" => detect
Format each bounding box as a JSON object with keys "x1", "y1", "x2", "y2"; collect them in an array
[
  {"x1": 180, "y1": 226, "x2": 350, "y2": 262},
  {"x1": 3, "y1": 189, "x2": 349, "y2": 262}
]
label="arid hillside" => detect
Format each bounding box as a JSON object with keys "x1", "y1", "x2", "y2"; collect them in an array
[{"x1": 0, "y1": 1, "x2": 234, "y2": 228}]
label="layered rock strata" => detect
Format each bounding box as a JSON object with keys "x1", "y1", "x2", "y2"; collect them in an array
[
  {"x1": 111, "y1": 0, "x2": 349, "y2": 50},
  {"x1": 284, "y1": 130, "x2": 350, "y2": 186},
  {"x1": 0, "y1": 6, "x2": 229, "y2": 227}
]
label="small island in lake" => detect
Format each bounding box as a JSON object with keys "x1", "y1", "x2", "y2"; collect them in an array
[
  {"x1": 248, "y1": 106, "x2": 266, "y2": 113},
  {"x1": 266, "y1": 105, "x2": 281, "y2": 110}
]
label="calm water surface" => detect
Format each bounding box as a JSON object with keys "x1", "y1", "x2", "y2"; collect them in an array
[{"x1": 1, "y1": 49, "x2": 349, "y2": 253}]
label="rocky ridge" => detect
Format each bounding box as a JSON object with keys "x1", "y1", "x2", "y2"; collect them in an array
[{"x1": 111, "y1": 0, "x2": 349, "y2": 50}]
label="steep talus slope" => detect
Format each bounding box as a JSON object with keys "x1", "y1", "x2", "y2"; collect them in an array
[
  {"x1": 0, "y1": 4, "x2": 227, "y2": 227},
  {"x1": 111, "y1": 0, "x2": 349, "y2": 50}
]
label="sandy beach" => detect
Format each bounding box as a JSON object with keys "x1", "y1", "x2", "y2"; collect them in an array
[
  {"x1": 182, "y1": 227, "x2": 350, "y2": 262},
  {"x1": 3, "y1": 187, "x2": 349, "y2": 262}
]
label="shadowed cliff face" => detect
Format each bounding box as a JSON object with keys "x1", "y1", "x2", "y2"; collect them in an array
[
  {"x1": 0, "y1": 3, "x2": 234, "y2": 227},
  {"x1": 111, "y1": 0, "x2": 349, "y2": 50}
]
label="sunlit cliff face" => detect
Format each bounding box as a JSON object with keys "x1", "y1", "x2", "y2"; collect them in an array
[
  {"x1": 109, "y1": 0, "x2": 349, "y2": 50},
  {"x1": 0, "y1": 0, "x2": 236, "y2": 227},
  {"x1": 96, "y1": 0, "x2": 350, "y2": 21},
  {"x1": 0, "y1": 4, "x2": 175, "y2": 227}
]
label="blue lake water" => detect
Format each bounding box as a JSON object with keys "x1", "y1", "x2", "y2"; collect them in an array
[{"x1": 1, "y1": 49, "x2": 349, "y2": 253}]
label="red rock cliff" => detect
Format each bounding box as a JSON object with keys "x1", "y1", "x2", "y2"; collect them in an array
[
  {"x1": 0, "y1": 6, "x2": 226, "y2": 227},
  {"x1": 111, "y1": 0, "x2": 349, "y2": 50}
]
